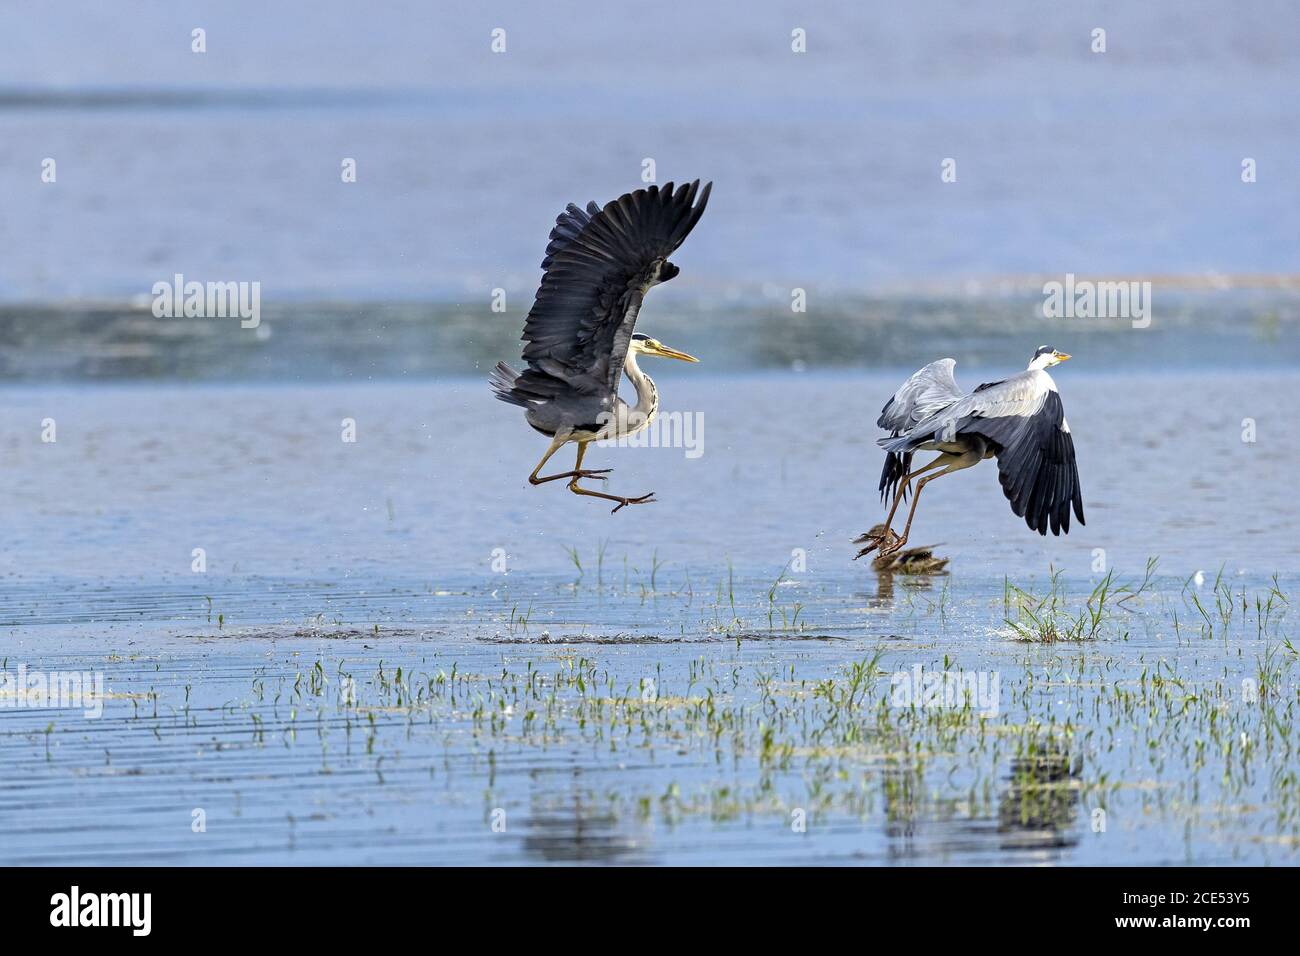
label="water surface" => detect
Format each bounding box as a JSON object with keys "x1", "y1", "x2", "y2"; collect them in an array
[{"x1": 1, "y1": 369, "x2": 1296, "y2": 864}]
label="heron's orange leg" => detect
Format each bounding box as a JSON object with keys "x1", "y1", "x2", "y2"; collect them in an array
[
  {"x1": 855, "y1": 456, "x2": 949, "y2": 559},
  {"x1": 565, "y1": 442, "x2": 655, "y2": 513},
  {"x1": 529, "y1": 438, "x2": 612, "y2": 485},
  {"x1": 880, "y1": 452, "x2": 979, "y2": 556},
  {"x1": 883, "y1": 474, "x2": 942, "y2": 556},
  {"x1": 880, "y1": 458, "x2": 948, "y2": 534}
]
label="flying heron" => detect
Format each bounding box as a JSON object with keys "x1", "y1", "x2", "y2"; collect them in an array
[
  {"x1": 491, "y1": 180, "x2": 712, "y2": 512},
  {"x1": 856, "y1": 346, "x2": 1084, "y2": 559}
]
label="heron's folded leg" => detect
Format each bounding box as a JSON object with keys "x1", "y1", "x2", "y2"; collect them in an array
[
  {"x1": 565, "y1": 442, "x2": 655, "y2": 513},
  {"x1": 528, "y1": 438, "x2": 612, "y2": 485},
  {"x1": 855, "y1": 455, "x2": 950, "y2": 559},
  {"x1": 568, "y1": 482, "x2": 657, "y2": 514}
]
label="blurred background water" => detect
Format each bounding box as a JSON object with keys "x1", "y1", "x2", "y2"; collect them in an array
[{"x1": 2, "y1": 0, "x2": 1298, "y2": 307}]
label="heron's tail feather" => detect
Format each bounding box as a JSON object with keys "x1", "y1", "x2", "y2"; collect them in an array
[
  {"x1": 878, "y1": 431, "x2": 919, "y2": 454},
  {"x1": 489, "y1": 361, "x2": 529, "y2": 407},
  {"x1": 879, "y1": 450, "x2": 912, "y2": 503}
]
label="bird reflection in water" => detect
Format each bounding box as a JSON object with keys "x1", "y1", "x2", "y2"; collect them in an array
[
  {"x1": 522, "y1": 792, "x2": 649, "y2": 864},
  {"x1": 997, "y1": 748, "x2": 1083, "y2": 852},
  {"x1": 859, "y1": 524, "x2": 949, "y2": 606}
]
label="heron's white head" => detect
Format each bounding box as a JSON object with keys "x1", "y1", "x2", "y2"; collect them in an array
[
  {"x1": 1028, "y1": 346, "x2": 1071, "y2": 370},
  {"x1": 630, "y1": 332, "x2": 699, "y2": 363}
]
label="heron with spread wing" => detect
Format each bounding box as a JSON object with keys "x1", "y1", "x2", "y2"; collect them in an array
[
  {"x1": 856, "y1": 346, "x2": 1085, "y2": 559},
  {"x1": 491, "y1": 180, "x2": 712, "y2": 512}
]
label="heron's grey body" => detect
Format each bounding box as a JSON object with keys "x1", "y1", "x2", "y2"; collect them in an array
[
  {"x1": 491, "y1": 180, "x2": 711, "y2": 511},
  {"x1": 861, "y1": 347, "x2": 1084, "y2": 557},
  {"x1": 492, "y1": 364, "x2": 645, "y2": 443},
  {"x1": 491, "y1": 342, "x2": 660, "y2": 444}
]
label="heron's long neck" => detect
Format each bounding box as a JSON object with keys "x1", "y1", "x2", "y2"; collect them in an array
[{"x1": 622, "y1": 349, "x2": 658, "y2": 422}]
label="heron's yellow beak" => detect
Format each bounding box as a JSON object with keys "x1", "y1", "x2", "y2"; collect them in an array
[
  {"x1": 1054, "y1": 351, "x2": 1071, "y2": 362},
  {"x1": 651, "y1": 343, "x2": 699, "y2": 363}
]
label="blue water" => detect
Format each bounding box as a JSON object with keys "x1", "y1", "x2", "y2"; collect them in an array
[{"x1": 2, "y1": 0, "x2": 1297, "y2": 301}]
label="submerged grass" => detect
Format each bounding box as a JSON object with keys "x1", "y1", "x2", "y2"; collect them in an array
[{"x1": 5, "y1": 559, "x2": 1296, "y2": 864}]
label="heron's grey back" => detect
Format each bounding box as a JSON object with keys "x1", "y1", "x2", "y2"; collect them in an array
[{"x1": 883, "y1": 369, "x2": 1046, "y2": 448}]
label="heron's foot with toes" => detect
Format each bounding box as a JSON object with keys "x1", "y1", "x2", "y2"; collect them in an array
[
  {"x1": 853, "y1": 526, "x2": 901, "y2": 560},
  {"x1": 611, "y1": 493, "x2": 655, "y2": 513},
  {"x1": 876, "y1": 535, "x2": 907, "y2": 558}
]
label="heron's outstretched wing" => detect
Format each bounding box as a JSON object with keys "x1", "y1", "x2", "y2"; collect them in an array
[
  {"x1": 964, "y1": 383, "x2": 1084, "y2": 536},
  {"x1": 508, "y1": 181, "x2": 712, "y2": 405},
  {"x1": 876, "y1": 359, "x2": 964, "y2": 501},
  {"x1": 878, "y1": 358, "x2": 964, "y2": 431},
  {"x1": 881, "y1": 370, "x2": 1085, "y2": 535}
]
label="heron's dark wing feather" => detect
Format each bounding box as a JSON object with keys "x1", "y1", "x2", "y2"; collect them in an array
[
  {"x1": 878, "y1": 450, "x2": 914, "y2": 503},
  {"x1": 960, "y1": 387, "x2": 1085, "y2": 536},
  {"x1": 513, "y1": 180, "x2": 712, "y2": 402}
]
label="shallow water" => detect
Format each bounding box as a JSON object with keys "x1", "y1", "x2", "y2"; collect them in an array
[
  {"x1": 2, "y1": 367, "x2": 1297, "y2": 579},
  {"x1": 1, "y1": 369, "x2": 1297, "y2": 864}
]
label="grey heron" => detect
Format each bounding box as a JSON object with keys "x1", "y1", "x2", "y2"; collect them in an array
[
  {"x1": 856, "y1": 346, "x2": 1084, "y2": 559},
  {"x1": 491, "y1": 180, "x2": 712, "y2": 513}
]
